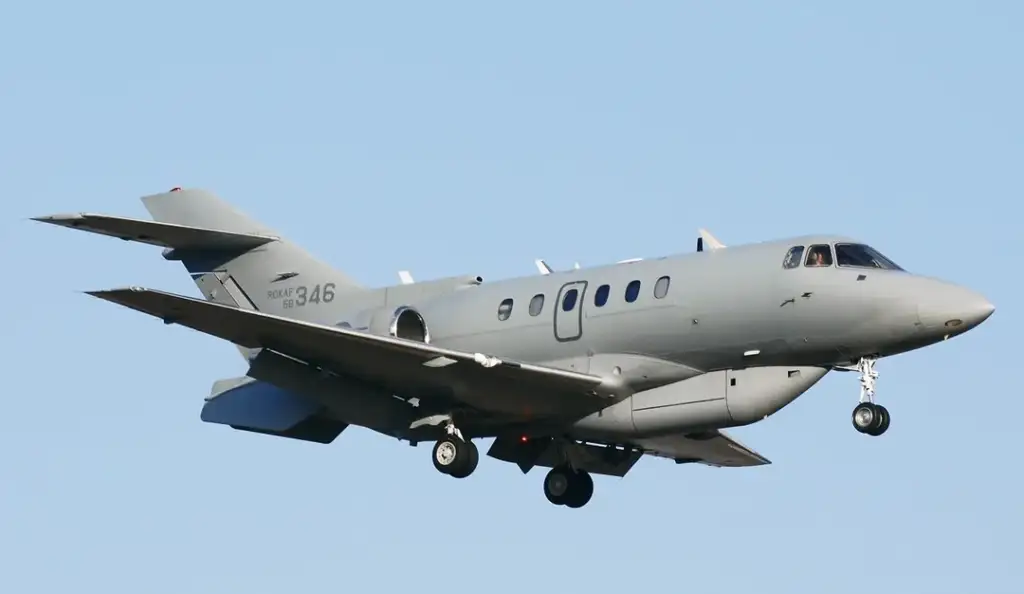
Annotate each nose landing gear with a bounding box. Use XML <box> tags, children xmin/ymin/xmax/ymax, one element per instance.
<box><xmin>850</xmin><ymin>356</ymin><xmax>890</xmax><ymax>436</ymax></box>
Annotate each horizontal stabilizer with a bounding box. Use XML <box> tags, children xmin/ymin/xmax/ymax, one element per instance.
<box><xmin>32</xmin><ymin>213</ymin><xmax>279</xmax><ymax>251</ymax></box>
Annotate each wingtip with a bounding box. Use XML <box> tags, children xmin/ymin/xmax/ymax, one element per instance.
<box><xmin>83</xmin><ymin>289</ymin><xmax>112</xmax><ymax>299</ymax></box>
<box><xmin>83</xmin><ymin>286</ymin><xmax>148</xmax><ymax>298</ymax></box>
<box><xmin>30</xmin><ymin>213</ymin><xmax>90</xmax><ymax>227</ymax></box>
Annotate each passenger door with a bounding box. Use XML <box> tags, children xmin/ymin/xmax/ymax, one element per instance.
<box><xmin>554</xmin><ymin>281</ymin><xmax>587</xmax><ymax>342</ymax></box>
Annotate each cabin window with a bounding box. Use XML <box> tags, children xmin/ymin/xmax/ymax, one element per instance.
<box><xmin>625</xmin><ymin>280</ymin><xmax>641</xmax><ymax>303</ymax></box>
<box><xmin>594</xmin><ymin>284</ymin><xmax>610</xmax><ymax>307</ymax></box>
<box><xmin>528</xmin><ymin>293</ymin><xmax>545</xmax><ymax>316</ymax></box>
<box><xmin>805</xmin><ymin>244</ymin><xmax>833</xmax><ymax>267</ymax></box>
<box><xmin>782</xmin><ymin>246</ymin><xmax>804</xmax><ymax>269</ymax></box>
<box><xmin>835</xmin><ymin>243</ymin><xmax>904</xmax><ymax>271</ymax></box>
<box><xmin>653</xmin><ymin>276</ymin><xmax>670</xmax><ymax>299</ymax></box>
<box><xmin>562</xmin><ymin>289</ymin><xmax>579</xmax><ymax>311</ymax></box>
<box><xmin>497</xmin><ymin>298</ymin><xmax>513</xmax><ymax>321</ymax></box>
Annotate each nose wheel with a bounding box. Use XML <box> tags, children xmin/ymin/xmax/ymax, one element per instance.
<box><xmin>543</xmin><ymin>465</ymin><xmax>594</xmax><ymax>508</ymax></box>
<box><xmin>852</xmin><ymin>402</ymin><xmax>890</xmax><ymax>436</ymax></box>
<box><xmin>850</xmin><ymin>356</ymin><xmax>890</xmax><ymax>436</ymax></box>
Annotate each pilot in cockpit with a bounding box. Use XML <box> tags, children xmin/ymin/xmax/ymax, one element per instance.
<box><xmin>806</xmin><ymin>245</ymin><xmax>832</xmax><ymax>267</ymax></box>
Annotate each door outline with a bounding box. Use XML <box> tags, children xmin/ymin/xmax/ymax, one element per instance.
<box><xmin>554</xmin><ymin>280</ymin><xmax>588</xmax><ymax>342</ymax></box>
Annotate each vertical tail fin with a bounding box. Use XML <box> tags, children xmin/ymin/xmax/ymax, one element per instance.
<box><xmin>142</xmin><ymin>188</ymin><xmax>364</xmax><ymax>329</ymax></box>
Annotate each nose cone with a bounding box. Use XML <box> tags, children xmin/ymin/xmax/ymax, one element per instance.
<box><xmin>917</xmin><ymin>285</ymin><xmax>995</xmax><ymax>333</ymax></box>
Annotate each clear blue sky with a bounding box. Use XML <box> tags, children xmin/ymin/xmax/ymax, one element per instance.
<box><xmin>2</xmin><ymin>2</ymin><xmax>1021</xmax><ymax>592</ymax></box>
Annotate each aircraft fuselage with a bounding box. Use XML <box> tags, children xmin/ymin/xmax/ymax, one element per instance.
<box><xmin>343</xmin><ymin>234</ymin><xmax>993</xmax><ymax>441</ymax></box>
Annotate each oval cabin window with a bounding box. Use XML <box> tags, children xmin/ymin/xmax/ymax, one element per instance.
<box><xmin>497</xmin><ymin>298</ymin><xmax>513</xmax><ymax>321</ymax></box>
<box><xmin>654</xmin><ymin>276</ymin><xmax>670</xmax><ymax>299</ymax></box>
<box><xmin>528</xmin><ymin>294</ymin><xmax>544</xmax><ymax>316</ymax></box>
<box><xmin>625</xmin><ymin>280</ymin><xmax>641</xmax><ymax>303</ymax></box>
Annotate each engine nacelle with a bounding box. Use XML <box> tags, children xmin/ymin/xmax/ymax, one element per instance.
<box><xmin>572</xmin><ymin>365</ymin><xmax>829</xmax><ymax>440</ymax></box>
<box><xmin>336</xmin><ymin>305</ymin><xmax>431</xmax><ymax>343</ymax></box>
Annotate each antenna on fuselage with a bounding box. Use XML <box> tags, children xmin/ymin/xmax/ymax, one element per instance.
<box><xmin>535</xmin><ymin>259</ymin><xmax>581</xmax><ymax>274</ymax></box>
<box><xmin>697</xmin><ymin>229</ymin><xmax>726</xmax><ymax>251</ymax></box>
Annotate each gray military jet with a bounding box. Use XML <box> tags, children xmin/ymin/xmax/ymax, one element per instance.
<box><xmin>34</xmin><ymin>188</ymin><xmax>995</xmax><ymax>508</ymax></box>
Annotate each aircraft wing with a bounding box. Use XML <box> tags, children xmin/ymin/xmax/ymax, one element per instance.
<box><xmin>86</xmin><ymin>287</ymin><xmax>612</xmax><ymax>419</ymax></box>
<box><xmin>487</xmin><ymin>429</ymin><xmax>768</xmax><ymax>477</ymax></box>
<box><xmin>635</xmin><ymin>430</ymin><xmax>770</xmax><ymax>467</ymax></box>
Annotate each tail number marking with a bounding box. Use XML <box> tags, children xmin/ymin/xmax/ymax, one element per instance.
<box><xmin>268</xmin><ymin>283</ymin><xmax>336</xmax><ymax>309</ymax></box>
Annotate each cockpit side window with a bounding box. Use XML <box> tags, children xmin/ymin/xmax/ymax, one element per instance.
<box><xmin>805</xmin><ymin>244</ymin><xmax>833</xmax><ymax>267</ymax></box>
<box><xmin>782</xmin><ymin>246</ymin><xmax>804</xmax><ymax>269</ymax></box>
<box><xmin>835</xmin><ymin>243</ymin><xmax>904</xmax><ymax>271</ymax></box>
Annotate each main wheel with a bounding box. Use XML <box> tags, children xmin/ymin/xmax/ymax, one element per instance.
<box><xmin>543</xmin><ymin>466</ymin><xmax>594</xmax><ymax>508</ymax></box>
<box><xmin>449</xmin><ymin>439</ymin><xmax>478</xmax><ymax>478</ymax></box>
<box><xmin>563</xmin><ymin>470</ymin><xmax>593</xmax><ymax>509</ymax></box>
<box><xmin>432</xmin><ymin>437</ymin><xmax>478</xmax><ymax>478</ymax></box>
<box><xmin>543</xmin><ymin>467</ymin><xmax>572</xmax><ymax>505</ymax></box>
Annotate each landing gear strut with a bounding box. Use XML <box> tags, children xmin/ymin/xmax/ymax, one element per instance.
<box><xmin>850</xmin><ymin>356</ymin><xmax>890</xmax><ymax>436</ymax></box>
<box><xmin>543</xmin><ymin>465</ymin><xmax>593</xmax><ymax>508</ymax></box>
<box><xmin>431</xmin><ymin>422</ymin><xmax>478</xmax><ymax>478</ymax></box>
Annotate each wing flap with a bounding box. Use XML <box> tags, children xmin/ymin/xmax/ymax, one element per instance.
<box><xmin>636</xmin><ymin>430</ymin><xmax>770</xmax><ymax>467</ymax></box>
<box><xmin>32</xmin><ymin>213</ymin><xmax>278</xmax><ymax>251</ymax></box>
<box><xmin>87</xmin><ymin>287</ymin><xmax>612</xmax><ymax>418</ymax></box>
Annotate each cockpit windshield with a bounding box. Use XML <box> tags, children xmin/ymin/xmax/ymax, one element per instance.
<box><xmin>834</xmin><ymin>243</ymin><xmax>904</xmax><ymax>271</ymax></box>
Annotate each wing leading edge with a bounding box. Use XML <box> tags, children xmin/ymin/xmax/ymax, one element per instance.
<box><xmin>86</xmin><ymin>287</ymin><xmax>616</xmax><ymax>419</ymax></box>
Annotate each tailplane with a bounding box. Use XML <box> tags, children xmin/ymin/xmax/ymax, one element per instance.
<box><xmin>34</xmin><ymin>187</ymin><xmax>367</xmax><ymax>332</ymax></box>
<box><xmin>139</xmin><ymin>188</ymin><xmax>362</xmax><ymax>317</ymax></box>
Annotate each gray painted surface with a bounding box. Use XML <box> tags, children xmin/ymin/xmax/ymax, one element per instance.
<box><xmin>33</xmin><ymin>187</ymin><xmax>996</xmax><ymax>490</ymax></box>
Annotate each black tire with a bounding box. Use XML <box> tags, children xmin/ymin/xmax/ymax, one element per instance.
<box><xmin>869</xmin><ymin>405</ymin><xmax>890</xmax><ymax>436</ymax></box>
<box><xmin>432</xmin><ymin>437</ymin><xmax>466</xmax><ymax>475</ymax></box>
<box><xmin>852</xmin><ymin>402</ymin><xmax>878</xmax><ymax>434</ymax></box>
<box><xmin>543</xmin><ymin>467</ymin><xmax>572</xmax><ymax>505</ymax></box>
<box><xmin>449</xmin><ymin>439</ymin><xmax>478</xmax><ymax>479</ymax></box>
<box><xmin>564</xmin><ymin>470</ymin><xmax>594</xmax><ymax>509</ymax></box>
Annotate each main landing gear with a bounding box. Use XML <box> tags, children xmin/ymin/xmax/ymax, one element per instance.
<box><xmin>431</xmin><ymin>424</ymin><xmax>479</xmax><ymax>479</ymax></box>
<box><xmin>425</xmin><ymin>419</ymin><xmax>594</xmax><ymax>508</ymax></box>
<box><xmin>543</xmin><ymin>465</ymin><xmax>594</xmax><ymax>509</ymax></box>
<box><xmin>850</xmin><ymin>356</ymin><xmax>890</xmax><ymax>436</ymax></box>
